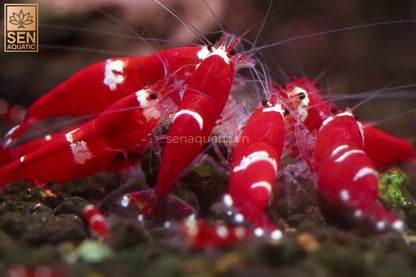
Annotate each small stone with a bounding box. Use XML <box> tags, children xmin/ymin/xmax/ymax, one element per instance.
<box><xmin>77</xmin><ymin>239</ymin><xmax>113</xmax><ymax>263</ymax></box>
<box><xmin>296</xmin><ymin>232</ymin><xmax>320</xmax><ymax>252</ymax></box>
<box><xmin>54</xmin><ymin>196</ymin><xmax>89</xmax><ymax>218</ymax></box>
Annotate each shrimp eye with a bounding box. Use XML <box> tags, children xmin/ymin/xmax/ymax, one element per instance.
<box><xmin>284</xmin><ymin>108</ymin><xmax>290</xmax><ymax>115</ymax></box>
<box><xmin>149</xmin><ymin>93</ymin><xmax>158</xmax><ymax>100</ymax></box>
<box><xmin>143</xmin><ymin>80</ymin><xmax>151</xmax><ymax>86</ymax></box>
<box><xmin>261</xmin><ymin>99</ymin><xmax>269</xmax><ymax>106</ymax></box>
<box><xmin>207</xmin><ymin>45</ymin><xmax>213</xmax><ymax>52</ymax></box>
<box><xmin>331</xmin><ymin>106</ymin><xmax>338</xmax><ymax>114</ymax></box>
<box><xmin>298</xmin><ymin>92</ymin><xmax>306</xmax><ymax>100</ymax></box>
<box><xmin>281</xmin><ymin>84</ymin><xmax>287</xmax><ymax>90</ymax></box>
<box><xmin>229</xmin><ymin>49</ymin><xmax>236</xmax><ymax>56</ymax></box>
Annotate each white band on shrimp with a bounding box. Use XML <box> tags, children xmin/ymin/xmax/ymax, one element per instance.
<box><xmin>135</xmin><ymin>88</ymin><xmax>151</xmax><ymax>108</ymax></box>
<box><xmin>250</xmin><ymin>181</ymin><xmax>272</xmax><ymax>195</ymax></box>
<box><xmin>65</xmin><ymin>128</ymin><xmax>93</xmax><ymax>165</ymax></box>
<box><xmin>209</xmin><ymin>46</ymin><xmax>230</xmax><ymax>64</ymax></box>
<box><xmin>173</xmin><ymin>109</ymin><xmax>204</xmax><ymax>130</ymax></box>
<box><xmin>353</xmin><ymin>167</ymin><xmax>378</xmax><ymax>182</ymax></box>
<box><xmin>103</xmin><ymin>59</ymin><xmax>125</xmax><ymax>91</ymax></box>
<box><xmin>197</xmin><ymin>46</ymin><xmax>210</xmax><ymax>60</ymax></box>
<box><xmin>334</xmin><ymin>149</ymin><xmax>365</xmax><ymax>163</ymax></box>
<box><xmin>330</xmin><ymin>144</ymin><xmax>349</xmax><ymax>158</ymax></box>
<box><xmin>233</xmin><ymin>151</ymin><xmax>277</xmax><ymax>173</ymax></box>
<box><xmin>216</xmin><ymin>226</ymin><xmax>229</xmax><ymax>239</ymax></box>
<box><xmin>262</xmin><ymin>104</ymin><xmax>284</xmax><ymax>115</ymax></box>
<box><xmin>320</xmin><ymin>111</ymin><xmax>355</xmax><ymax>130</ymax></box>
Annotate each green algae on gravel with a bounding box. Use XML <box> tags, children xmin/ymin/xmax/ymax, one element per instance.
<box><xmin>379</xmin><ymin>170</ymin><xmax>414</xmax><ymax>209</ymax></box>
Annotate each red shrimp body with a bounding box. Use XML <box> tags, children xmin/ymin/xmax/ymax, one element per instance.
<box><xmin>123</xmin><ymin>33</ymin><xmax>249</xmax><ymax>220</ymax></box>
<box><xmin>83</xmin><ymin>204</ymin><xmax>109</xmax><ymax>239</ymax></box>
<box><xmin>0</xmin><ymin>121</ymin><xmax>112</xmax><ymax>185</ymax></box>
<box><xmin>0</xmin><ymin>136</ymin><xmax>54</xmax><ymax>167</ymax></box>
<box><xmin>0</xmin><ymin>81</ymin><xmax>179</xmax><ymax>186</ymax></box>
<box><xmin>5</xmin><ymin>47</ymin><xmax>205</xmax><ymax>144</ymax></box>
<box><xmin>226</xmin><ymin>99</ymin><xmax>285</xmax><ymax>237</ymax></box>
<box><xmin>180</xmin><ymin>219</ymin><xmax>252</xmax><ymax>249</ymax></box>
<box><xmin>279</xmin><ymin>77</ymin><xmax>415</xmax><ymax>170</ymax></box>
<box><xmin>180</xmin><ymin>98</ymin><xmax>285</xmax><ymax>247</ymax></box>
<box><xmin>362</xmin><ymin>124</ymin><xmax>415</xmax><ymax>168</ymax></box>
<box><xmin>155</xmin><ymin>51</ymin><xmax>235</xmax><ymax>197</ymax></box>
<box><xmin>315</xmin><ymin>111</ymin><xmax>403</xmax><ymax>231</ymax></box>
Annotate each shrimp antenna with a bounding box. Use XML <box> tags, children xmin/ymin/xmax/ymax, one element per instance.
<box><xmin>367</xmin><ymin>108</ymin><xmax>416</xmax><ymax>128</ymax></box>
<box><xmin>323</xmin><ymin>84</ymin><xmax>416</xmax><ymax>103</ymax></box>
<box><xmin>91</xmin><ymin>5</ymin><xmax>159</xmax><ymax>51</ymax></box>
<box><xmin>240</xmin><ymin>0</ymin><xmax>290</xmax><ymax>41</ymax></box>
<box><xmin>235</xmin><ymin>36</ymin><xmax>273</xmax><ymax>100</ymax></box>
<box><xmin>40</xmin><ymin>23</ymin><xmax>200</xmax><ymax>48</ymax></box>
<box><xmin>153</xmin><ymin>0</ymin><xmax>210</xmax><ymax>45</ymax></box>
<box><xmin>312</xmin><ymin>56</ymin><xmax>341</xmax><ymax>84</ymax></box>
<box><xmin>39</xmin><ymin>44</ymin><xmax>128</xmax><ymax>56</ymax></box>
<box><xmin>89</xmin><ymin>5</ymin><xmax>170</xmax><ymax>76</ymax></box>
<box><xmin>245</xmin><ymin>19</ymin><xmax>416</xmax><ymax>54</ymax></box>
<box><xmin>350</xmin><ymin>82</ymin><xmax>395</xmax><ymax>113</ymax></box>
<box><xmin>225</xmin><ymin>0</ymin><xmax>238</xmax><ymax>36</ymax></box>
<box><xmin>251</xmin><ymin>0</ymin><xmax>274</xmax><ymax>48</ymax></box>
<box><xmin>202</xmin><ymin>0</ymin><xmax>225</xmax><ymax>33</ymax></box>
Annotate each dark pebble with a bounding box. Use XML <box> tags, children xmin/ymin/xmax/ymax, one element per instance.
<box><xmin>21</xmin><ymin>212</ymin><xmax>86</xmax><ymax>245</ymax></box>
<box><xmin>273</xmin><ymin>192</ymin><xmax>310</xmax><ymax>218</ymax></box>
<box><xmin>109</xmin><ymin>218</ymin><xmax>147</xmax><ymax>249</ymax></box>
<box><xmin>260</xmin><ymin>233</ymin><xmax>304</xmax><ymax>266</ymax></box>
<box><xmin>54</xmin><ymin>196</ymin><xmax>89</xmax><ymax>218</ymax></box>
<box><xmin>405</xmin><ymin>206</ymin><xmax>416</xmax><ymax>230</ymax></box>
<box><xmin>0</xmin><ymin>212</ymin><xmax>25</xmax><ymax>238</ymax></box>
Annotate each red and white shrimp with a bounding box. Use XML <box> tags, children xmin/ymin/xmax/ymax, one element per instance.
<box><xmin>281</xmin><ymin>79</ymin><xmax>414</xmax><ymax>231</ymax></box>
<box><xmin>83</xmin><ymin>204</ymin><xmax>109</xmax><ymax>239</ymax></box>
<box><xmin>275</xmin><ymin>77</ymin><xmax>333</xmax><ymax>171</ymax></box>
<box><xmin>361</xmin><ymin>124</ymin><xmax>416</xmax><ymax>169</ymax></box>
<box><xmin>278</xmin><ymin>77</ymin><xmax>415</xmax><ymax>171</ymax></box>
<box><xmin>6</xmin><ymin>264</ymin><xmax>64</xmax><ymax>277</ymax></box>
<box><xmin>0</xmin><ymin>76</ymin><xmax>183</xmax><ymax>186</ymax></box>
<box><xmin>1</xmin><ymin>0</ymin><xmax>415</xmax><ymax>249</ymax></box>
<box><xmin>225</xmin><ymin>95</ymin><xmax>285</xmax><ymax>238</ymax></box>
<box><xmin>180</xmin><ymin>219</ymin><xmax>252</xmax><ymax>248</ymax></box>
<box><xmin>180</xmin><ymin>94</ymin><xmax>286</xmax><ymax>247</ymax></box>
<box><xmin>4</xmin><ymin>46</ymin><xmax>207</xmax><ymax>146</ymax></box>
<box><xmin>313</xmin><ymin>110</ymin><xmax>405</xmax><ymax>231</ymax></box>
<box><xmin>121</xmin><ymin>33</ymin><xmax>254</xmax><ymax>220</ymax></box>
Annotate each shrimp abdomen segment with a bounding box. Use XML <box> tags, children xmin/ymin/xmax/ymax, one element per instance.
<box><xmin>229</xmin><ymin>143</ymin><xmax>279</xmax><ymax>213</ymax></box>
<box><xmin>363</xmin><ymin>124</ymin><xmax>415</xmax><ymax>168</ymax></box>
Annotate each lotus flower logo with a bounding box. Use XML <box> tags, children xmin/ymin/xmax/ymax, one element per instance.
<box><xmin>8</xmin><ymin>9</ymin><xmax>34</xmax><ymax>29</ymax></box>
